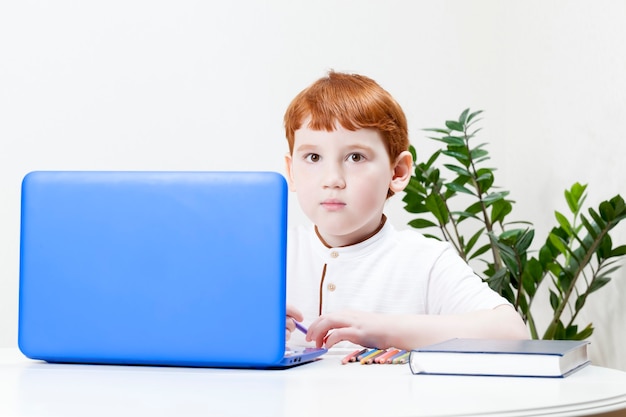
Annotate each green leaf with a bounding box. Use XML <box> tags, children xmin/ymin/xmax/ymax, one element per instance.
<box><xmin>547</xmin><ymin>262</ymin><xmax>564</xmax><ymax>279</ymax></box>
<box><xmin>475</xmin><ymin>172</ymin><xmax>493</xmax><ymax>183</ymax></box>
<box><xmin>459</xmin><ymin>108</ymin><xmax>470</xmax><ymax>125</ymax></box>
<box><xmin>486</xmin><ymin>267</ymin><xmax>509</xmax><ymax>294</ymax></box>
<box><xmin>580</xmin><ymin>214</ymin><xmax>599</xmax><ymax>239</ymax></box>
<box><xmin>522</xmin><ymin>258</ymin><xmax>543</xmax><ymax>296</ymax></box>
<box><xmin>445</xmin><ymin>182</ymin><xmax>475</xmax><ymax>196</ymax></box>
<box><xmin>599</xmin><ymin>200</ymin><xmax>616</xmax><ymax>222</ymax></box>
<box><xmin>553</xmin><ymin>321</ymin><xmax>566</xmax><ymax>339</ymax></box>
<box><xmin>473</xmin><ymin>156</ymin><xmax>491</xmax><ymax>165</ymax></box>
<box><xmin>499</xmin><ymin>229</ymin><xmax>523</xmax><ymax>242</ymax></box>
<box><xmin>408</xmin><ymin>218</ymin><xmax>438</xmax><ymax>229</ymax></box>
<box><xmin>598</xmin><ymin>234</ymin><xmax>614</xmax><ymax>258</ymax></box>
<box><xmin>610</xmin><ymin>245</ymin><xmax>626</xmax><ymax>257</ymax></box>
<box><xmin>423</xmin><ymin>128</ymin><xmax>450</xmax><ymax>135</ymax></box>
<box><xmin>424</xmin><ymin>149</ymin><xmax>442</xmax><ymax>168</ymax></box>
<box><xmin>439</xmin><ymin>136</ymin><xmax>465</xmax><ymax>146</ymax></box>
<box><xmin>573</xmin><ymin>323</ymin><xmax>594</xmax><ymax>340</ymax></box>
<box><xmin>402</xmin><ymin>189</ymin><xmax>427</xmax><ymax>214</ymax></box>
<box><xmin>496</xmin><ymin>243</ymin><xmax>520</xmax><ymax>276</ymax></box>
<box><xmin>610</xmin><ymin>195</ymin><xmax>626</xmax><ymax>218</ymax></box>
<box><xmin>588</xmin><ymin>207</ymin><xmax>607</xmax><ymax>229</ymax></box>
<box><xmin>424</xmin><ymin>193</ymin><xmax>449</xmax><ymax>225</ymax></box>
<box><xmin>470</xmin><ymin>148</ymin><xmax>488</xmax><ymax>160</ymax></box>
<box><xmin>491</xmin><ymin>199</ymin><xmax>512</xmax><ymax>224</ymax></box>
<box><xmin>466</xmin><ymin>110</ymin><xmax>484</xmax><ymax>124</ymax></box>
<box><xmin>464</xmin><ymin>227</ymin><xmax>485</xmax><ymax>254</ymax></box>
<box><xmin>442</xmin><ymin>150</ymin><xmax>470</xmax><ymax>164</ymax></box>
<box><xmin>515</xmin><ymin>229</ymin><xmax>535</xmax><ymax>253</ymax></box>
<box><xmin>549</xmin><ymin>290</ymin><xmax>560</xmax><ymax>310</ymax></box>
<box><xmin>421</xmin><ymin>170</ymin><xmax>438</xmax><ymax>186</ymax></box>
<box><xmin>475</xmin><ymin>168</ymin><xmax>494</xmax><ymax>189</ymax></box>
<box><xmin>554</xmin><ymin>211</ymin><xmax>573</xmax><ymax>236</ymax></box>
<box><xmin>596</xmin><ymin>264</ymin><xmax>621</xmax><ymax>280</ymax></box>
<box><xmin>557</xmin><ymin>267</ymin><xmax>576</xmax><ymax>294</ymax></box>
<box><xmin>408</xmin><ymin>144</ymin><xmax>417</xmax><ymax>162</ymax></box>
<box><xmin>548</xmin><ymin>233</ymin><xmax>569</xmax><ymax>256</ymax></box>
<box><xmin>539</xmin><ymin>244</ymin><xmax>556</xmax><ymax>265</ymax></box>
<box><xmin>482</xmin><ymin>191</ymin><xmax>510</xmax><ymax>204</ymax></box>
<box><xmin>423</xmin><ymin>233</ymin><xmax>442</xmax><ymax>241</ymax></box>
<box><xmin>469</xmin><ymin>242</ymin><xmax>491</xmax><ymax>260</ymax></box>
<box><xmin>467</xmin><ymin>127</ymin><xmax>484</xmax><ymax>139</ymax></box>
<box><xmin>588</xmin><ymin>276</ymin><xmax>611</xmax><ymax>293</ymax></box>
<box><xmin>564</xmin><ymin>324</ymin><xmax>579</xmax><ymax>339</ymax></box>
<box><xmin>463</xmin><ymin>201</ymin><xmax>483</xmax><ymax>215</ymax></box>
<box><xmin>564</xmin><ymin>183</ymin><xmax>587</xmax><ymax>213</ymax></box>
<box><xmin>445</xmin><ymin>120</ymin><xmax>464</xmax><ymax>132</ymax></box>
<box><xmin>443</xmin><ymin>164</ymin><xmax>471</xmax><ymax>177</ymax></box>
<box><xmin>453</xmin><ymin>210</ymin><xmax>480</xmax><ymax>222</ymax></box>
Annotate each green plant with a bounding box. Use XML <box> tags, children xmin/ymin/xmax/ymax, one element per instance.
<box><xmin>402</xmin><ymin>108</ymin><xmax>626</xmax><ymax>340</ymax></box>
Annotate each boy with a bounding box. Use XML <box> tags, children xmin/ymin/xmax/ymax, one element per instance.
<box><xmin>283</xmin><ymin>71</ymin><xmax>528</xmax><ymax>350</ymax></box>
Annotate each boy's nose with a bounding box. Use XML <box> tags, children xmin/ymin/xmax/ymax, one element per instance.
<box><xmin>322</xmin><ymin>164</ymin><xmax>346</xmax><ymax>189</ymax></box>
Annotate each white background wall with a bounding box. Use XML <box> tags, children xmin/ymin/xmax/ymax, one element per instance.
<box><xmin>1</xmin><ymin>0</ymin><xmax>625</xmax><ymax>370</ymax></box>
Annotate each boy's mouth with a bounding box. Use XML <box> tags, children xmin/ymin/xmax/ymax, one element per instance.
<box><xmin>320</xmin><ymin>199</ymin><xmax>346</xmax><ymax>211</ymax></box>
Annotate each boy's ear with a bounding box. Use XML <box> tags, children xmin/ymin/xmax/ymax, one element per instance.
<box><xmin>284</xmin><ymin>153</ymin><xmax>297</xmax><ymax>192</ymax></box>
<box><xmin>389</xmin><ymin>151</ymin><xmax>413</xmax><ymax>194</ymax></box>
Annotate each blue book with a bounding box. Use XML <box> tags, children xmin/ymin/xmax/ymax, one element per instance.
<box><xmin>409</xmin><ymin>338</ymin><xmax>590</xmax><ymax>378</ymax></box>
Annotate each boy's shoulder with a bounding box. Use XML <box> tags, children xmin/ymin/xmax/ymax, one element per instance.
<box><xmin>390</xmin><ymin>224</ymin><xmax>453</xmax><ymax>253</ymax></box>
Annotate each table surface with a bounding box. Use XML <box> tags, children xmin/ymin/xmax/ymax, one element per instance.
<box><xmin>2</xmin><ymin>347</ymin><xmax>626</xmax><ymax>417</ymax></box>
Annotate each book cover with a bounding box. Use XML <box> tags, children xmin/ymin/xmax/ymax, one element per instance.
<box><xmin>409</xmin><ymin>338</ymin><xmax>590</xmax><ymax>378</ymax></box>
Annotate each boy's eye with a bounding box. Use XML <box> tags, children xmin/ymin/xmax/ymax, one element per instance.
<box><xmin>348</xmin><ymin>153</ymin><xmax>364</xmax><ymax>162</ymax></box>
<box><xmin>305</xmin><ymin>153</ymin><xmax>320</xmax><ymax>163</ymax></box>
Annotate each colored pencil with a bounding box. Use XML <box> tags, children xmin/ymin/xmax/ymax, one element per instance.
<box><xmin>386</xmin><ymin>350</ymin><xmax>408</xmax><ymax>364</ymax></box>
<box><xmin>360</xmin><ymin>349</ymin><xmax>384</xmax><ymax>365</ymax></box>
<box><xmin>341</xmin><ymin>348</ymin><xmax>367</xmax><ymax>365</ymax></box>
<box><xmin>293</xmin><ymin>320</ymin><xmax>308</xmax><ymax>335</ymax></box>
<box><xmin>356</xmin><ymin>348</ymin><xmax>376</xmax><ymax>362</ymax></box>
<box><xmin>363</xmin><ymin>349</ymin><xmax>387</xmax><ymax>364</ymax></box>
<box><xmin>392</xmin><ymin>351</ymin><xmax>410</xmax><ymax>364</ymax></box>
<box><xmin>375</xmin><ymin>349</ymin><xmax>400</xmax><ymax>364</ymax></box>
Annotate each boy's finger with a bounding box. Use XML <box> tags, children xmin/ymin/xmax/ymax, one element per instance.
<box><xmin>286</xmin><ymin>304</ymin><xmax>304</xmax><ymax>322</ymax></box>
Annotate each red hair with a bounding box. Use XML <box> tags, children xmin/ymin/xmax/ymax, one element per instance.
<box><xmin>283</xmin><ymin>71</ymin><xmax>409</xmax><ymax>163</ymax></box>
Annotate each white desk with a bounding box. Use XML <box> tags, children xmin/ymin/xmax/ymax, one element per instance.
<box><xmin>1</xmin><ymin>348</ymin><xmax>626</xmax><ymax>417</ymax></box>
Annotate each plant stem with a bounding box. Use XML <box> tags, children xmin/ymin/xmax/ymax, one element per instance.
<box><xmin>543</xmin><ymin>226</ymin><xmax>610</xmax><ymax>339</ymax></box>
<box><xmin>463</xmin><ymin>126</ymin><xmax>503</xmax><ymax>272</ymax></box>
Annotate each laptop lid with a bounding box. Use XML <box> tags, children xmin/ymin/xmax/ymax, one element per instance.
<box><xmin>18</xmin><ymin>171</ymin><xmax>323</xmax><ymax>368</ymax></box>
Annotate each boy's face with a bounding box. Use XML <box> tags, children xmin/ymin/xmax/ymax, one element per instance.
<box><xmin>285</xmin><ymin>122</ymin><xmax>409</xmax><ymax>247</ymax></box>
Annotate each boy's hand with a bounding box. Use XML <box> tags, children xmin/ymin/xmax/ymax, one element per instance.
<box><xmin>285</xmin><ymin>304</ymin><xmax>304</xmax><ymax>341</ymax></box>
<box><xmin>305</xmin><ymin>310</ymin><xmax>390</xmax><ymax>349</ymax></box>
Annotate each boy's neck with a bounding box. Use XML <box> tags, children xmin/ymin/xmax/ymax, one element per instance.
<box><xmin>315</xmin><ymin>215</ymin><xmax>387</xmax><ymax>249</ymax></box>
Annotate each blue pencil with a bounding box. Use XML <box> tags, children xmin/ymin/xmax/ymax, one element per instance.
<box><xmin>356</xmin><ymin>348</ymin><xmax>376</xmax><ymax>362</ymax></box>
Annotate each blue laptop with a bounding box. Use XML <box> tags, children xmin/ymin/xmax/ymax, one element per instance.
<box><xmin>18</xmin><ymin>171</ymin><xmax>326</xmax><ymax>368</ymax></box>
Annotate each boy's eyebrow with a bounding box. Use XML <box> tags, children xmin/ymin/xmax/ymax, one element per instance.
<box><xmin>344</xmin><ymin>144</ymin><xmax>375</xmax><ymax>153</ymax></box>
<box><xmin>293</xmin><ymin>144</ymin><xmax>318</xmax><ymax>153</ymax></box>
<box><xmin>294</xmin><ymin>143</ymin><xmax>376</xmax><ymax>154</ymax></box>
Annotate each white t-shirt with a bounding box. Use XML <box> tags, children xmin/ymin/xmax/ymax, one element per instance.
<box><xmin>286</xmin><ymin>220</ymin><xmax>509</xmax><ymax>347</ymax></box>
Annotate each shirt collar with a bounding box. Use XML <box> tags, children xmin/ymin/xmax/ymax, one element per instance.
<box><xmin>314</xmin><ymin>214</ymin><xmax>388</xmax><ymax>248</ymax></box>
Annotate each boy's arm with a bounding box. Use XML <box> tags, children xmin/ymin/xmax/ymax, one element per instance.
<box><xmin>306</xmin><ymin>304</ymin><xmax>528</xmax><ymax>350</ymax></box>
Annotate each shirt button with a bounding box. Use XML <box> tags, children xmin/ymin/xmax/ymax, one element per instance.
<box><xmin>330</xmin><ymin>251</ymin><xmax>339</xmax><ymax>258</ymax></box>
<box><xmin>327</xmin><ymin>283</ymin><xmax>336</xmax><ymax>292</ymax></box>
